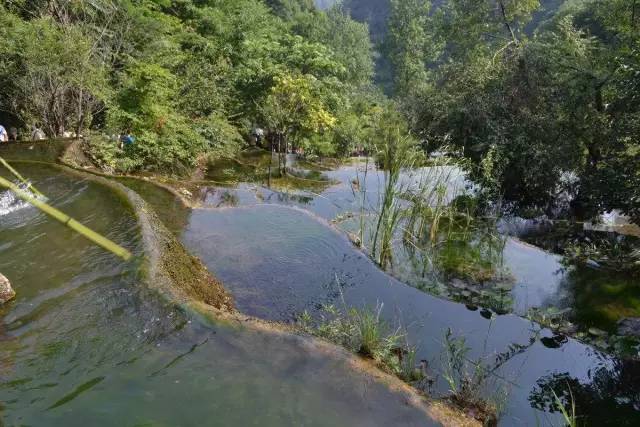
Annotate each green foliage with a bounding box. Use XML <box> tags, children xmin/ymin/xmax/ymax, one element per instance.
<box><xmin>442</xmin><ymin>328</ymin><xmax>506</xmax><ymax>425</ymax></box>
<box><xmin>298</xmin><ymin>303</ymin><xmax>424</xmax><ymax>382</ymax></box>
<box><xmin>0</xmin><ymin>0</ymin><xmax>377</xmax><ymax>175</ymax></box>
<box><xmin>385</xmin><ymin>0</ymin><xmax>640</xmax><ymax>224</ymax></box>
<box><xmin>266</xmin><ymin>0</ymin><xmax>315</xmax><ymax>20</ymax></box>
<box><xmin>0</xmin><ymin>12</ymin><xmax>109</xmax><ymax>137</ymax></box>
<box><xmin>294</xmin><ymin>5</ymin><xmax>374</xmax><ymax>86</ymax></box>
<box><xmin>386</xmin><ymin>0</ymin><xmax>435</xmax><ymax>97</ymax></box>
<box><xmin>552</xmin><ymin>387</ymin><xmax>578</xmax><ymax>427</ymax></box>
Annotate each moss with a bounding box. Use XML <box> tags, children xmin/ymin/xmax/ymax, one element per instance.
<box><xmin>119</xmin><ymin>183</ymin><xmax>234</xmax><ymax>312</ymax></box>
<box><xmin>437</xmin><ymin>240</ymin><xmax>497</xmax><ymax>283</ymax></box>
<box><xmin>7</xmin><ymin>159</ymin><xmax>234</xmax><ymax>312</ymax></box>
<box><xmin>566</xmin><ymin>269</ymin><xmax>640</xmax><ymax>332</ymax></box>
<box><xmin>159</xmin><ymin>235</ymin><xmax>233</xmax><ymax>311</ymax></box>
<box><xmin>116</xmin><ymin>177</ymin><xmax>189</xmax><ymax>235</ymax></box>
<box><xmin>269</xmin><ymin>175</ymin><xmax>335</xmax><ymax>193</ymax></box>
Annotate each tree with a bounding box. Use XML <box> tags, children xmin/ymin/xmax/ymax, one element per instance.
<box><xmin>0</xmin><ymin>0</ymin><xmax>377</xmax><ymax>175</ymax></box>
<box><xmin>262</xmin><ymin>73</ymin><xmax>336</xmax><ymax>174</ymax></box>
<box><xmin>0</xmin><ymin>14</ymin><xmax>109</xmax><ymax>137</ymax></box>
<box><xmin>293</xmin><ymin>5</ymin><xmax>374</xmax><ymax>86</ymax></box>
<box><xmin>384</xmin><ymin>0</ymin><xmax>640</xmax><ymax>224</ymax></box>
<box><xmin>107</xmin><ymin>61</ymin><xmax>205</xmax><ymax>173</ymax></box>
<box><xmin>386</xmin><ymin>0</ymin><xmax>434</xmax><ymax>96</ymax></box>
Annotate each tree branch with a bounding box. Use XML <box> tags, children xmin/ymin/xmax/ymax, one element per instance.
<box><xmin>498</xmin><ymin>1</ymin><xmax>518</xmax><ymax>45</ymax></box>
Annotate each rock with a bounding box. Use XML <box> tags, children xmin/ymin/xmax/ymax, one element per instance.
<box><xmin>450</xmin><ymin>279</ymin><xmax>467</xmax><ymax>289</ymax></box>
<box><xmin>585</xmin><ymin>259</ymin><xmax>601</xmax><ymax>269</ymax></box>
<box><xmin>559</xmin><ymin>322</ymin><xmax>578</xmax><ymax>335</ymax></box>
<box><xmin>541</xmin><ymin>334</ymin><xmax>568</xmax><ymax>349</ymax></box>
<box><xmin>588</xmin><ymin>327</ymin><xmax>607</xmax><ymax>337</ymax></box>
<box><xmin>0</xmin><ymin>273</ymin><xmax>15</xmax><ymax>304</ymax></box>
<box><xmin>617</xmin><ymin>317</ymin><xmax>640</xmax><ymax>339</ymax></box>
<box><xmin>480</xmin><ymin>308</ymin><xmax>493</xmax><ymax>320</ymax></box>
<box><xmin>347</xmin><ymin>232</ymin><xmax>362</xmax><ymax>247</ymax></box>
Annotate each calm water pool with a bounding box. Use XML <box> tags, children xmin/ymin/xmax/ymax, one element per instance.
<box><xmin>183</xmin><ymin>204</ymin><xmax>640</xmax><ymax>425</ymax></box>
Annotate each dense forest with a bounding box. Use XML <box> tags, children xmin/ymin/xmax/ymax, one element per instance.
<box><xmin>333</xmin><ymin>0</ymin><xmax>639</xmax><ymax>225</ymax></box>
<box><xmin>0</xmin><ymin>0</ymin><xmax>379</xmax><ymax>173</ymax></box>
<box><xmin>382</xmin><ymin>0</ymin><xmax>639</xmax><ymax>224</ymax></box>
<box><xmin>0</xmin><ymin>0</ymin><xmax>638</xmax><ymax>224</ymax></box>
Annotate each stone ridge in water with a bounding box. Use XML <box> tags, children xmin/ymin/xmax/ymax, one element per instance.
<box><xmin>106</xmin><ymin>168</ymin><xmax>479</xmax><ymax>426</ymax></box>
<box><xmin>85</xmin><ymin>171</ymin><xmax>235</xmax><ymax>312</ymax></box>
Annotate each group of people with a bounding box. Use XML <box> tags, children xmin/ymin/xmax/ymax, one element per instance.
<box><xmin>0</xmin><ymin>125</ymin><xmax>46</xmax><ymax>143</ymax></box>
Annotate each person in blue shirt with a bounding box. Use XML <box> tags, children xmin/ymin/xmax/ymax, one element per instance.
<box><xmin>119</xmin><ymin>133</ymin><xmax>135</xmax><ymax>149</ymax></box>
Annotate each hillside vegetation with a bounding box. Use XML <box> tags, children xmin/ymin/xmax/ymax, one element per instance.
<box><xmin>0</xmin><ymin>0</ymin><xmax>378</xmax><ymax>173</ymax></box>
<box><xmin>0</xmin><ymin>0</ymin><xmax>637</xmax><ymax>224</ymax></box>
<box><xmin>382</xmin><ymin>0</ymin><xmax>639</xmax><ymax>224</ymax></box>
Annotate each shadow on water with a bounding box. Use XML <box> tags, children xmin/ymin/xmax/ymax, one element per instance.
<box><xmin>115</xmin><ymin>177</ymin><xmax>191</xmax><ymax>235</ymax></box>
<box><xmin>0</xmin><ymin>164</ymin><xmax>437</xmax><ymax>426</ymax></box>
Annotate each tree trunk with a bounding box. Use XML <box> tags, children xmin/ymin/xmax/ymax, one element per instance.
<box><xmin>277</xmin><ymin>133</ymin><xmax>282</xmax><ymax>175</ymax></box>
<box><xmin>498</xmin><ymin>1</ymin><xmax>518</xmax><ymax>44</ymax></box>
<box><xmin>268</xmin><ymin>137</ymin><xmax>273</xmax><ymax>187</ymax></box>
<box><xmin>76</xmin><ymin>88</ymin><xmax>84</xmax><ymax>139</ymax></box>
<box><xmin>281</xmin><ymin>134</ymin><xmax>287</xmax><ymax>176</ymax></box>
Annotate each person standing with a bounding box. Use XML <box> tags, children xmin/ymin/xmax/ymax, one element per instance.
<box><xmin>8</xmin><ymin>127</ymin><xmax>18</xmax><ymax>141</ymax></box>
<box><xmin>30</xmin><ymin>126</ymin><xmax>45</xmax><ymax>141</ymax></box>
<box><xmin>0</xmin><ymin>125</ymin><xmax>8</xmax><ymax>143</ymax></box>
<box><xmin>252</xmin><ymin>126</ymin><xmax>264</xmax><ymax>146</ymax></box>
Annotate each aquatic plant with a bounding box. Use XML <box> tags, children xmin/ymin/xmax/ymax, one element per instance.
<box><xmin>370</xmin><ymin>129</ymin><xmax>417</xmax><ymax>268</ymax></box>
<box><xmin>442</xmin><ymin>328</ymin><xmax>509</xmax><ymax>425</ymax></box>
<box><xmin>552</xmin><ymin>387</ymin><xmax>578</xmax><ymax>427</ymax></box>
<box><xmin>346</xmin><ymin>137</ymin><xmax>512</xmax><ymax>313</ymax></box>
<box><xmin>298</xmin><ymin>302</ymin><xmax>426</xmax><ymax>385</ymax></box>
<box><xmin>356</xmin><ymin>156</ymin><xmax>370</xmax><ymax>249</ymax></box>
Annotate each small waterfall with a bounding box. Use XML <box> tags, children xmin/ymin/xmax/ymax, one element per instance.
<box><xmin>0</xmin><ymin>183</ymin><xmax>36</xmax><ymax>216</ymax></box>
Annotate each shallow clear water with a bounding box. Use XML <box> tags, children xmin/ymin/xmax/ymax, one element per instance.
<box><xmin>196</xmin><ymin>157</ymin><xmax>640</xmax><ymax>332</ymax></box>
<box><xmin>3</xmin><ymin>155</ymin><xmax>638</xmax><ymax>425</ymax></box>
<box><xmin>183</xmin><ymin>204</ymin><xmax>640</xmax><ymax>426</ymax></box>
<box><xmin>0</xmin><ymin>164</ymin><xmax>435</xmax><ymax>426</ymax></box>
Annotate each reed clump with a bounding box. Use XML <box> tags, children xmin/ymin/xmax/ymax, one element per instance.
<box><xmin>298</xmin><ymin>303</ymin><xmax>425</xmax><ymax>384</ymax></box>
<box><xmin>442</xmin><ymin>329</ymin><xmax>508</xmax><ymax>426</ymax></box>
<box><xmin>352</xmin><ymin>131</ymin><xmax>509</xmax><ymax>303</ymax></box>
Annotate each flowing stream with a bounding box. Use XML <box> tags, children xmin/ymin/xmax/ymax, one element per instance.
<box><xmin>0</xmin><ymin>164</ymin><xmax>435</xmax><ymax>426</ymax></box>
<box><xmin>1</xmin><ymin>155</ymin><xmax>638</xmax><ymax>426</ymax></box>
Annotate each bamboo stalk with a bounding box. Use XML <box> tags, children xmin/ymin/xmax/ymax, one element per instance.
<box><xmin>0</xmin><ymin>176</ymin><xmax>132</xmax><ymax>261</ymax></box>
<box><xmin>0</xmin><ymin>157</ymin><xmax>44</xmax><ymax>198</ymax></box>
